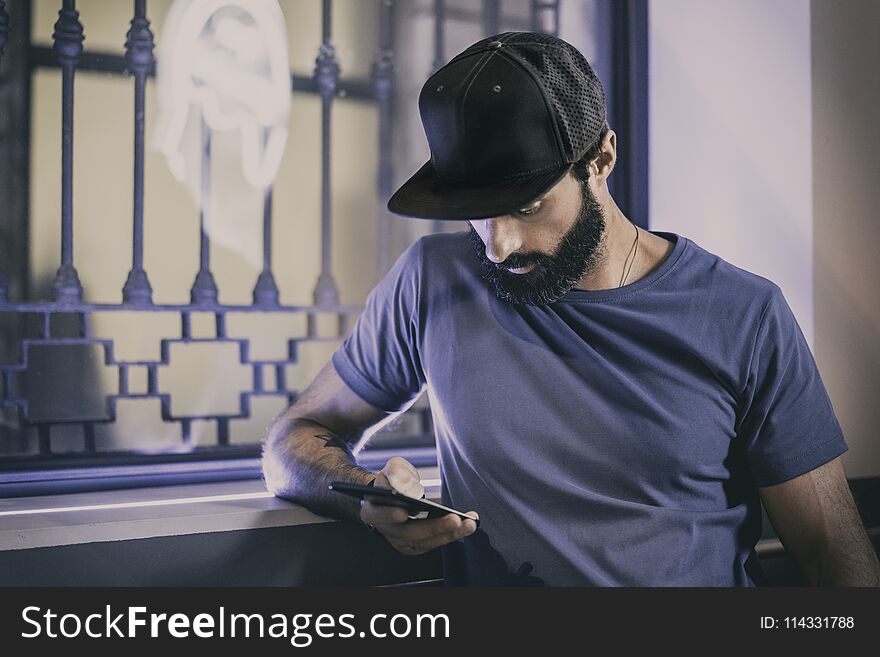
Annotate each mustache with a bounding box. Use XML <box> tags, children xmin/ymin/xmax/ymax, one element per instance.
<box><xmin>466</xmin><ymin>179</ymin><xmax>606</xmax><ymax>305</ymax></box>
<box><xmin>497</xmin><ymin>254</ymin><xmax>544</xmax><ymax>270</ymax></box>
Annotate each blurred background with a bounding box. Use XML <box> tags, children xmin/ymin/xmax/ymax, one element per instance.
<box><xmin>0</xmin><ymin>0</ymin><xmax>877</xmax><ymax>503</ymax></box>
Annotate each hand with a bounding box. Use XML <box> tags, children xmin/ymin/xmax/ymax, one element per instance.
<box><xmin>359</xmin><ymin>456</ymin><xmax>479</xmax><ymax>556</ymax></box>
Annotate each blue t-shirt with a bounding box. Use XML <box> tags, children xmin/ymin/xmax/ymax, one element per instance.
<box><xmin>331</xmin><ymin>229</ymin><xmax>849</xmax><ymax>586</ymax></box>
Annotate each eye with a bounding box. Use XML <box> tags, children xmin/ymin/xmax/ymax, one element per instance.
<box><xmin>517</xmin><ymin>204</ymin><xmax>541</xmax><ymax>217</ymax></box>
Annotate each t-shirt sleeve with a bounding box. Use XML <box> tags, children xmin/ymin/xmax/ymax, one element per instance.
<box><xmin>330</xmin><ymin>238</ymin><xmax>426</xmax><ymax>413</ymax></box>
<box><xmin>738</xmin><ymin>287</ymin><xmax>849</xmax><ymax>487</ymax></box>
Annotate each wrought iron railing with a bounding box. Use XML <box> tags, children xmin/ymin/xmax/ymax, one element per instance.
<box><xmin>0</xmin><ymin>0</ymin><xmax>561</xmax><ymax>495</ymax></box>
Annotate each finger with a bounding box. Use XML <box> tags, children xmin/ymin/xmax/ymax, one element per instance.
<box><xmin>395</xmin><ymin>518</ymin><xmax>476</xmax><ymax>555</ymax></box>
<box><xmin>384</xmin><ymin>465</ymin><xmax>424</xmax><ymax>500</ymax></box>
<box><xmin>418</xmin><ymin>514</ymin><xmax>478</xmax><ymax>551</ymax></box>
<box><xmin>382</xmin><ymin>512</ymin><xmax>476</xmax><ymax>549</ymax></box>
<box><xmin>393</xmin><ymin>456</ymin><xmax>422</xmax><ymax>482</ymax></box>
<box><xmin>360</xmin><ymin>500</ymin><xmax>410</xmax><ymax>525</ymax></box>
<box><xmin>384</xmin><ymin>456</ymin><xmax>419</xmax><ymax>484</ymax></box>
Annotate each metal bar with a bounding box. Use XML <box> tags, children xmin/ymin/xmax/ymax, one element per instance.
<box><xmin>252</xmin><ymin>365</ymin><xmax>263</xmax><ymax>393</ymax></box>
<box><xmin>190</xmin><ymin>117</ymin><xmax>218</xmax><ymax>304</ymax></box>
<box><xmin>336</xmin><ymin>311</ymin><xmax>349</xmax><ymax>337</ymax></box>
<box><xmin>252</xmin><ymin>130</ymin><xmax>279</xmax><ymax>306</ymax></box>
<box><xmin>146</xmin><ymin>364</ymin><xmax>157</xmax><ymax>394</ymax></box>
<box><xmin>122</xmin><ymin>0</ymin><xmax>153</xmax><ymax>305</ymax></box>
<box><xmin>0</xmin><ymin>301</ymin><xmax>363</xmax><ymax>314</ymax></box>
<box><xmin>373</xmin><ymin>0</ymin><xmax>394</xmax><ymax>276</ymax></box>
<box><xmin>214</xmin><ymin>311</ymin><xmax>226</xmax><ymax>338</ymax></box>
<box><xmin>29</xmin><ymin>46</ymin><xmax>377</xmax><ymax>102</ymax></box>
<box><xmin>311</xmin><ymin>0</ymin><xmax>339</xmax><ymax>307</ymax></box>
<box><xmin>432</xmin><ymin>0</ymin><xmax>445</xmax><ymax>73</ymax></box>
<box><xmin>216</xmin><ymin>417</ymin><xmax>229</xmax><ymax>447</ymax></box>
<box><xmin>78</xmin><ymin>310</ymin><xmax>90</xmax><ymax>337</ymax></box>
<box><xmin>482</xmin><ymin>0</ymin><xmax>500</xmax><ymax>36</ymax></box>
<box><xmin>180</xmin><ymin>311</ymin><xmax>191</xmax><ymax>338</ymax></box>
<box><xmin>118</xmin><ymin>363</ymin><xmax>129</xmax><ymax>395</ymax></box>
<box><xmin>52</xmin><ymin>0</ymin><xmax>83</xmax><ymax>303</ymax></box>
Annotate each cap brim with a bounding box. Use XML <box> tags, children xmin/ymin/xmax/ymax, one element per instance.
<box><xmin>387</xmin><ymin>159</ymin><xmax>572</xmax><ymax>220</ymax></box>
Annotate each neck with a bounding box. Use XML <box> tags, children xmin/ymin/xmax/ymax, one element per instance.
<box><xmin>574</xmin><ymin>189</ymin><xmax>675</xmax><ymax>292</ymax></box>
<box><xmin>574</xmin><ymin>194</ymin><xmax>641</xmax><ymax>291</ymax></box>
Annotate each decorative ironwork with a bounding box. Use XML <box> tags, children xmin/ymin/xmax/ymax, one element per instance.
<box><xmin>0</xmin><ymin>0</ymin><xmax>435</xmax><ymax>481</ymax></box>
<box><xmin>190</xmin><ymin>117</ymin><xmax>219</xmax><ymax>306</ymax></box>
<box><xmin>373</xmin><ymin>0</ymin><xmax>395</xmax><ymax>275</ymax></box>
<box><xmin>253</xmin><ymin>128</ymin><xmax>281</xmax><ymax>307</ymax></box>
<box><xmin>312</xmin><ymin>0</ymin><xmax>341</xmax><ymax>308</ymax></box>
<box><xmin>51</xmin><ymin>0</ymin><xmax>84</xmax><ymax>304</ymax></box>
<box><xmin>0</xmin><ymin>0</ymin><xmax>566</xmax><ymax>488</ymax></box>
<box><xmin>0</xmin><ymin>302</ymin><xmax>360</xmax><ymax>458</ymax></box>
<box><xmin>122</xmin><ymin>0</ymin><xmax>154</xmax><ymax>305</ymax></box>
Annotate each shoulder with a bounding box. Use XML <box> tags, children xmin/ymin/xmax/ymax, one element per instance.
<box><xmin>418</xmin><ymin>230</ymin><xmax>472</xmax><ymax>258</ymax></box>
<box><xmin>393</xmin><ymin>231</ymin><xmax>470</xmax><ymax>270</ymax></box>
<box><xmin>414</xmin><ymin>230</ymin><xmax>478</xmax><ymax>279</ymax></box>
<box><xmin>376</xmin><ymin>231</ymin><xmax>475</xmax><ymax>307</ymax></box>
<box><xmin>676</xmin><ymin>233</ymin><xmax>781</xmax><ymax>315</ymax></box>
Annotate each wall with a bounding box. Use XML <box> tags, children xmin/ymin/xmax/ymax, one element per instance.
<box><xmin>648</xmin><ymin>0</ymin><xmax>878</xmax><ymax>478</ymax></box>
<box><xmin>811</xmin><ymin>0</ymin><xmax>880</xmax><ymax>479</ymax></box>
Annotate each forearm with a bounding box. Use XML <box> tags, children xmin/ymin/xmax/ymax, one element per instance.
<box><xmin>803</xmin><ymin>531</ymin><xmax>880</xmax><ymax>586</ymax></box>
<box><xmin>261</xmin><ymin>414</ymin><xmax>376</xmax><ymax>524</ymax></box>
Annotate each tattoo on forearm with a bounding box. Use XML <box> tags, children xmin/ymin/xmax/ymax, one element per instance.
<box><xmin>315</xmin><ymin>432</ymin><xmax>354</xmax><ymax>456</ymax></box>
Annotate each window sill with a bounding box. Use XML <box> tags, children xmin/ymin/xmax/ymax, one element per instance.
<box><xmin>0</xmin><ymin>467</ymin><xmax>442</xmax><ymax>552</ymax></box>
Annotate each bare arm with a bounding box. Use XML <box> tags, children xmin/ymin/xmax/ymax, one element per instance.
<box><xmin>759</xmin><ymin>456</ymin><xmax>880</xmax><ymax>586</ymax></box>
<box><xmin>261</xmin><ymin>359</ymin><xmax>394</xmax><ymax>524</ymax></box>
<box><xmin>262</xmin><ymin>359</ymin><xmax>478</xmax><ymax>554</ymax></box>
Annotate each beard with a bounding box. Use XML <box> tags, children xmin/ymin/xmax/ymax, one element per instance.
<box><xmin>467</xmin><ymin>177</ymin><xmax>607</xmax><ymax>305</ymax></box>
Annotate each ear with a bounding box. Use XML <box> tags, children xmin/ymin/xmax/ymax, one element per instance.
<box><xmin>590</xmin><ymin>129</ymin><xmax>617</xmax><ymax>184</ymax></box>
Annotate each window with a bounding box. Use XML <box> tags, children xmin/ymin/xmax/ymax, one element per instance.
<box><xmin>0</xmin><ymin>0</ymin><xmax>644</xmax><ymax>496</ymax></box>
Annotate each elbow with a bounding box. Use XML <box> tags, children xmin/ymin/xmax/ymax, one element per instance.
<box><xmin>260</xmin><ymin>446</ymin><xmax>286</xmax><ymax>497</ymax></box>
<box><xmin>261</xmin><ymin>434</ymin><xmax>300</xmax><ymax>499</ymax></box>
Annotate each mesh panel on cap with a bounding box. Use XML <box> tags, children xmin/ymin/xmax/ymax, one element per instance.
<box><xmin>498</xmin><ymin>32</ymin><xmax>606</xmax><ymax>162</ymax></box>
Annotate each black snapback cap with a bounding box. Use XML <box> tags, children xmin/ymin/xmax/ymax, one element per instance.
<box><xmin>388</xmin><ymin>31</ymin><xmax>607</xmax><ymax>221</ymax></box>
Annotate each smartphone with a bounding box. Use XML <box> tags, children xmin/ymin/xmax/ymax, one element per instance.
<box><xmin>328</xmin><ymin>481</ymin><xmax>479</xmax><ymax>527</ymax></box>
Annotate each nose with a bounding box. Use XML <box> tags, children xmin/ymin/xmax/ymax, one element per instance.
<box><xmin>480</xmin><ymin>215</ymin><xmax>522</xmax><ymax>264</ymax></box>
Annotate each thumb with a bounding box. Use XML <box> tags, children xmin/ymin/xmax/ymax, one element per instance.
<box><xmin>382</xmin><ymin>457</ymin><xmax>424</xmax><ymax>499</ymax></box>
